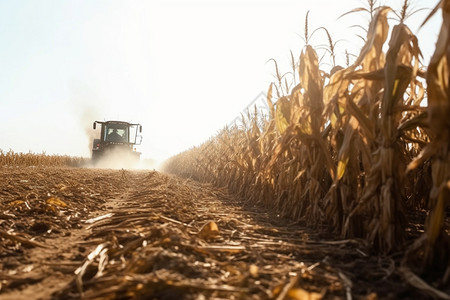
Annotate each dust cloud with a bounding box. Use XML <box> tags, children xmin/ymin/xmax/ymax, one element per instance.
<box><xmin>88</xmin><ymin>148</ymin><xmax>160</xmax><ymax>170</ymax></box>
<box><xmin>90</xmin><ymin>147</ymin><xmax>140</xmax><ymax>169</ymax></box>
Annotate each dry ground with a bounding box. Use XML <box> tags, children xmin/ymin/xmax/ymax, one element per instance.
<box><xmin>0</xmin><ymin>167</ymin><xmax>433</xmax><ymax>299</ymax></box>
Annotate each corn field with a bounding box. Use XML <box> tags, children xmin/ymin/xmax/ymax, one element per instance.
<box><xmin>163</xmin><ymin>1</ymin><xmax>450</xmax><ymax>290</ymax></box>
<box><xmin>0</xmin><ymin>149</ymin><xmax>88</xmax><ymax>167</ymax></box>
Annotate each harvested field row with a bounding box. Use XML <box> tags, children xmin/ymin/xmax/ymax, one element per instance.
<box><xmin>0</xmin><ymin>167</ymin><xmax>436</xmax><ymax>299</ymax></box>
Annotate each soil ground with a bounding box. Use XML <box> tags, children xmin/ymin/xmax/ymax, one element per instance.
<box><xmin>0</xmin><ymin>167</ymin><xmax>439</xmax><ymax>299</ymax></box>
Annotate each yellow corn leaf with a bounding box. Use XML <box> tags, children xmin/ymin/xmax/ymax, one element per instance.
<box><xmin>8</xmin><ymin>200</ymin><xmax>25</xmax><ymax>207</ymax></box>
<box><xmin>198</xmin><ymin>221</ymin><xmax>220</xmax><ymax>239</ymax></box>
<box><xmin>337</xmin><ymin>157</ymin><xmax>349</xmax><ymax>181</ymax></box>
<box><xmin>330</xmin><ymin>112</ymin><xmax>337</xmax><ymax>128</ymax></box>
<box><xmin>275</xmin><ymin>96</ymin><xmax>290</xmax><ymax>134</ymax></box>
<box><xmin>46</xmin><ymin>197</ymin><xmax>67</xmax><ymax>208</ymax></box>
<box><xmin>301</xmin><ymin>124</ymin><xmax>313</xmax><ymax>135</ymax></box>
<box><xmin>288</xmin><ymin>288</ymin><xmax>323</xmax><ymax>300</ymax></box>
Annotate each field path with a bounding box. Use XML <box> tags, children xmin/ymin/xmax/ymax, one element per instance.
<box><xmin>0</xmin><ymin>168</ymin><xmax>414</xmax><ymax>299</ymax></box>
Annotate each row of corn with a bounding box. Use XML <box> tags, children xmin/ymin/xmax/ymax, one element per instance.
<box><xmin>163</xmin><ymin>2</ymin><xmax>449</xmax><ymax>285</ymax></box>
<box><xmin>0</xmin><ymin>149</ymin><xmax>88</xmax><ymax>167</ymax></box>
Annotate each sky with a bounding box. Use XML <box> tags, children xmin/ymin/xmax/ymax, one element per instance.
<box><xmin>0</xmin><ymin>0</ymin><xmax>442</xmax><ymax>163</ymax></box>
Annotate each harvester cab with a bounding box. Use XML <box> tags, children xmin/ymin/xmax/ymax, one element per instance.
<box><xmin>91</xmin><ymin>120</ymin><xmax>142</xmax><ymax>165</ymax></box>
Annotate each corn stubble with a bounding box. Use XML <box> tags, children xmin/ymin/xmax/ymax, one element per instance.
<box><xmin>164</xmin><ymin>1</ymin><xmax>449</xmax><ymax>289</ymax></box>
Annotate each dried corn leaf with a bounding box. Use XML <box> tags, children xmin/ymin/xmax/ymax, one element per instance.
<box><xmin>336</xmin><ymin>157</ymin><xmax>349</xmax><ymax>181</ymax></box>
<box><xmin>8</xmin><ymin>200</ymin><xmax>26</xmax><ymax>207</ymax></box>
<box><xmin>198</xmin><ymin>221</ymin><xmax>220</xmax><ymax>239</ymax></box>
<box><xmin>46</xmin><ymin>197</ymin><xmax>67</xmax><ymax>208</ymax></box>
<box><xmin>288</xmin><ymin>288</ymin><xmax>324</xmax><ymax>300</ymax></box>
<box><xmin>275</xmin><ymin>96</ymin><xmax>291</xmax><ymax>134</ymax></box>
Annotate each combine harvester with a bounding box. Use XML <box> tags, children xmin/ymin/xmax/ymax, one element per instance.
<box><xmin>91</xmin><ymin>120</ymin><xmax>143</xmax><ymax>168</ymax></box>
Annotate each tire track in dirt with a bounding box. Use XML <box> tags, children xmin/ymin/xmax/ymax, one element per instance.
<box><xmin>49</xmin><ymin>171</ymin><xmax>395</xmax><ymax>299</ymax></box>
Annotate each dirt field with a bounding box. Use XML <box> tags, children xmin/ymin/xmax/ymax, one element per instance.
<box><xmin>0</xmin><ymin>167</ymin><xmax>433</xmax><ymax>299</ymax></box>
